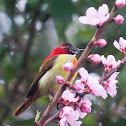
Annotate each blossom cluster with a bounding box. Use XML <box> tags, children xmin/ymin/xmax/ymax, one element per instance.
<box><xmin>79</xmin><ymin>1</ymin><xmax>125</xmax><ymax>26</ymax></box>
<box><xmin>57</xmin><ymin>61</ymin><xmax>120</xmax><ymax>126</ymax></box>
<box><xmin>55</xmin><ymin>1</ymin><xmax>126</xmax><ymax>126</ymax></box>
<box><xmin>59</xmin><ymin>90</ymin><xmax>92</xmax><ymax>126</ymax></box>
<box><xmin>56</xmin><ymin>28</ymin><xmax>126</xmax><ymax>126</ymax></box>
<box><xmin>79</xmin><ymin>4</ymin><xmax>110</xmax><ymax>26</ymax></box>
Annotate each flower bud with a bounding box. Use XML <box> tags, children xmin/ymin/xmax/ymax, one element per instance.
<box><xmin>71</xmin><ymin>84</ymin><xmax>82</xmax><ymax>91</ymax></box>
<box><xmin>63</xmin><ymin>62</ymin><xmax>73</xmax><ymax>71</ymax></box>
<box><xmin>115</xmin><ymin>0</ymin><xmax>126</xmax><ymax>8</ymax></box>
<box><xmin>56</xmin><ymin>75</ymin><xmax>64</xmax><ymax>84</ymax></box>
<box><xmin>88</xmin><ymin>54</ymin><xmax>102</xmax><ymax>64</ymax></box>
<box><xmin>114</xmin><ymin>15</ymin><xmax>124</xmax><ymax>25</ymax></box>
<box><xmin>95</xmin><ymin>39</ymin><xmax>107</xmax><ymax>47</ymax></box>
<box><xmin>80</xmin><ymin>103</ymin><xmax>91</xmax><ymax>113</ymax></box>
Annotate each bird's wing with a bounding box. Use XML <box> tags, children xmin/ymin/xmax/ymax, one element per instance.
<box><xmin>25</xmin><ymin>55</ymin><xmax>58</xmax><ymax>99</ymax></box>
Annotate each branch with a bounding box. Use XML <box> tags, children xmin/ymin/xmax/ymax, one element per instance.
<box><xmin>22</xmin><ymin>0</ymin><xmax>45</xmax><ymax>69</ymax></box>
<box><xmin>37</xmin><ymin>4</ymin><xmax>119</xmax><ymax>126</ymax></box>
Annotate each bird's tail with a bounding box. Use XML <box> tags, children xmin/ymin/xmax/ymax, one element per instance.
<box><xmin>13</xmin><ymin>97</ymin><xmax>36</xmax><ymax>117</ymax></box>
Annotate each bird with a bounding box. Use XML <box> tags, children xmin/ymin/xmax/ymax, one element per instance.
<box><xmin>13</xmin><ymin>43</ymin><xmax>84</xmax><ymax>117</ymax></box>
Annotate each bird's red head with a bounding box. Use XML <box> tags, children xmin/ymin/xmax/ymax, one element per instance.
<box><xmin>43</xmin><ymin>43</ymin><xmax>84</xmax><ymax>65</ymax></box>
<box><xmin>50</xmin><ymin>43</ymin><xmax>79</xmax><ymax>55</ymax></box>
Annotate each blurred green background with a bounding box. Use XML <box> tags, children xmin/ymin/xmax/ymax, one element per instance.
<box><xmin>0</xmin><ymin>0</ymin><xmax>126</xmax><ymax>126</ymax></box>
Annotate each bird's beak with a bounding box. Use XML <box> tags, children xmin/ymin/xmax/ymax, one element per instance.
<box><xmin>77</xmin><ymin>48</ymin><xmax>85</xmax><ymax>52</ymax></box>
<box><xmin>73</xmin><ymin>48</ymin><xmax>84</xmax><ymax>55</ymax></box>
<box><xmin>69</xmin><ymin>45</ymin><xmax>84</xmax><ymax>55</ymax></box>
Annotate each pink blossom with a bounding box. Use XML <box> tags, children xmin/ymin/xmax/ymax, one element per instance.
<box><xmin>95</xmin><ymin>39</ymin><xmax>107</xmax><ymax>47</ymax></box>
<box><xmin>60</xmin><ymin>91</ymin><xmax>92</xmax><ymax>122</ymax></box>
<box><xmin>75</xmin><ymin>98</ymin><xmax>92</xmax><ymax>118</ymax></box>
<box><xmin>113</xmin><ymin>37</ymin><xmax>126</xmax><ymax>55</ymax></box>
<box><xmin>63</xmin><ymin>62</ymin><xmax>73</xmax><ymax>71</ymax></box>
<box><xmin>87</xmin><ymin>76</ymin><xmax>108</xmax><ymax>99</ymax></box>
<box><xmin>114</xmin><ymin>15</ymin><xmax>124</xmax><ymax>25</ymax></box>
<box><xmin>115</xmin><ymin>0</ymin><xmax>126</xmax><ymax>8</ymax></box>
<box><xmin>59</xmin><ymin>106</ymin><xmax>82</xmax><ymax>126</ymax></box>
<box><xmin>56</xmin><ymin>75</ymin><xmax>64</xmax><ymax>84</ymax></box>
<box><xmin>61</xmin><ymin>90</ymin><xmax>79</xmax><ymax>103</ymax></box>
<box><xmin>101</xmin><ymin>55</ymin><xmax>121</xmax><ymax>73</ymax></box>
<box><xmin>79</xmin><ymin>67</ymin><xmax>107</xmax><ymax>99</ymax></box>
<box><xmin>80</xmin><ymin>103</ymin><xmax>91</xmax><ymax>113</ymax></box>
<box><xmin>105</xmin><ymin>72</ymin><xmax>119</xmax><ymax>97</ymax></box>
<box><xmin>88</xmin><ymin>54</ymin><xmax>102</xmax><ymax>64</ymax></box>
<box><xmin>79</xmin><ymin>4</ymin><xmax>109</xmax><ymax>26</ymax></box>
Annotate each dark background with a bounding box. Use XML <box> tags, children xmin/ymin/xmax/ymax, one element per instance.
<box><xmin>0</xmin><ymin>0</ymin><xmax>126</xmax><ymax>126</ymax></box>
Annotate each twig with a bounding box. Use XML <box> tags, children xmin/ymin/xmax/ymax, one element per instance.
<box><xmin>37</xmin><ymin>85</ymin><xmax>67</xmax><ymax>126</ymax></box>
<box><xmin>42</xmin><ymin>110</ymin><xmax>61</xmax><ymax>126</ymax></box>
<box><xmin>37</xmin><ymin>4</ymin><xmax>119</xmax><ymax>126</ymax></box>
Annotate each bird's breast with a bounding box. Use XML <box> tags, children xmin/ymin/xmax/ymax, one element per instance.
<box><xmin>38</xmin><ymin>54</ymin><xmax>77</xmax><ymax>97</ymax></box>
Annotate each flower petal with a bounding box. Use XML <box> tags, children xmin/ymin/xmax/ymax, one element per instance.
<box><xmin>86</xmin><ymin>7</ymin><xmax>97</xmax><ymax>16</ymax></box>
<box><xmin>119</xmin><ymin>37</ymin><xmax>126</xmax><ymax>49</ymax></box>
<box><xmin>60</xmin><ymin>117</ymin><xmax>68</xmax><ymax>126</ymax></box>
<box><xmin>79</xmin><ymin>67</ymin><xmax>89</xmax><ymax>81</ymax></box>
<box><xmin>113</xmin><ymin>40</ymin><xmax>121</xmax><ymax>50</ymax></box>
<box><xmin>98</xmin><ymin>4</ymin><xmax>109</xmax><ymax>15</ymax></box>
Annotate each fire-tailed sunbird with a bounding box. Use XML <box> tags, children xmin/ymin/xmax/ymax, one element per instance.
<box><xmin>13</xmin><ymin>43</ymin><xmax>84</xmax><ymax>117</ymax></box>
